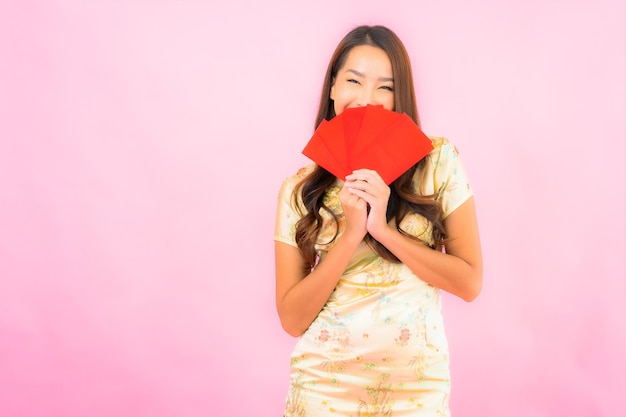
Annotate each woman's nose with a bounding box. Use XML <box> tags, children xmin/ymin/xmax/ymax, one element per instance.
<box><xmin>356</xmin><ymin>88</ymin><xmax>376</xmax><ymax>107</ymax></box>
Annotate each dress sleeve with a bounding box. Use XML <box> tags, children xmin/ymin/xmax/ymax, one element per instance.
<box><xmin>429</xmin><ymin>138</ymin><xmax>474</xmax><ymax>219</ymax></box>
<box><xmin>274</xmin><ymin>167</ymin><xmax>310</xmax><ymax>248</ymax></box>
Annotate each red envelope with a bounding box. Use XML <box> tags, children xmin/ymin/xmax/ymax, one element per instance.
<box><xmin>302</xmin><ymin>105</ymin><xmax>433</xmax><ymax>185</ymax></box>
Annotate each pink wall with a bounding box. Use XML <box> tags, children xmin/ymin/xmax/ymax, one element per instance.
<box><xmin>1</xmin><ymin>1</ymin><xmax>624</xmax><ymax>416</ymax></box>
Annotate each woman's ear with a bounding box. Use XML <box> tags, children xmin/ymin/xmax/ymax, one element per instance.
<box><xmin>330</xmin><ymin>77</ymin><xmax>336</xmax><ymax>100</ymax></box>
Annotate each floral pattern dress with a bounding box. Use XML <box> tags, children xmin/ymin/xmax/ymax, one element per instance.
<box><xmin>274</xmin><ymin>137</ymin><xmax>473</xmax><ymax>416</ymax></box>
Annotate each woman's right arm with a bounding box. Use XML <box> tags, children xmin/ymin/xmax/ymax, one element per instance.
<box><xmin>275</xmin><ymin>186</ymin><xmax>367</xmax><ymax>337</ymax></box>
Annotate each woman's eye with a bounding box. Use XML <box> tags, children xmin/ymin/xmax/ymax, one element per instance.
<box><xmin>380</xmin><ymin>85</ymin><xmax>394</xmax><ymax>91</ymax></box>
<box><xmin>347</xmin><ymin>79</ymin><xmax>359</xmax><ymax>84</ymax></box>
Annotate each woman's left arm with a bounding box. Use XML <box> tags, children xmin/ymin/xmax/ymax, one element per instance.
<box><xmin>345</xmin><ymin>170</ymin><xmax>483</xmax><ymax>301</ymax></box>
<box><xmin>374</xmin><ymin>197</ymin><xmax>482</xmax><ymax>301</ymax></box>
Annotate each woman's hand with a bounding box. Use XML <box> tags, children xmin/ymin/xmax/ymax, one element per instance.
<box><xmin>338</xmin><ymin>183</ymin><xmax>368</xmax><ymax>242</ymax></box>
<box><xmin>344</xmin><ymin>169</ymin><xmax>391</xmax><ymax>238</ymax></box>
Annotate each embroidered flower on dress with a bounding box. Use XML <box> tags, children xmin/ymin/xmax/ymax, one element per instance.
<box><xmin>318</xmin><ymin>329</ymin><xmax>330</xmax><ymax>343</ymax></box>
<box><xmin>395</xmin><ymin>327</ymin><xmax>412</xmax><ymax>346</ymax></box>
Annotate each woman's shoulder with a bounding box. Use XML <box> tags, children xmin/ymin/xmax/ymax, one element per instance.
<box><xmin>427</xmin><ymin>136</ymin><xmax>458</xmax><ymax>153</ymax></box>
<box><xmin>280</xmin><ymin>163</ymin><xmax>316</xmax><ymax>189</ymax></box>
<box><xmin>290</xmin><ymin>163</ymin><xmax>316</xmax><ymax>179</ymax></box>
<box><xmin>425</xmin><ymin>136</ymin><xmax>463</xmax><ymax>163</ymax></box>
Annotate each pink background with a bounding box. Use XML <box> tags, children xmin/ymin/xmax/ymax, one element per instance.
<box><xmin>1</xmin><ymin>1</ymin><xmax>624</xmax><ymax>416</ymax></box>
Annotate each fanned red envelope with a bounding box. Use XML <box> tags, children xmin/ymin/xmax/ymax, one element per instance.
<box><xmin>302</xmin><ymin>105</ymin><xmax>434</xmax><ymax>185</ymax></box>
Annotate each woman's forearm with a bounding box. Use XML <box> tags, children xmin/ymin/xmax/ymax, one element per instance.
<box><xmin>276</xmin><ymin>234</ymin><xmax>362</xmax><ymax>336</ymax></box>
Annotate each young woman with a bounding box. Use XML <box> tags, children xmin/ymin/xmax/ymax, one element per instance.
<box><xmin>274</xmin><ymin>25</ymin><xmax>482</xmax><ymax>416</ymax></box>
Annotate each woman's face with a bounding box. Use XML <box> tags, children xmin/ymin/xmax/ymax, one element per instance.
<box><xmin>330</xmin><ymin>45</ymin><xmax>395</xmax><ymax>115</ymax></box>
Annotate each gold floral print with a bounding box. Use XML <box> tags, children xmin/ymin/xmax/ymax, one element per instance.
<box><xmin>357</xmin><ymin>373</ymin><xmax>394</xmax><ymax>416</ymax></box>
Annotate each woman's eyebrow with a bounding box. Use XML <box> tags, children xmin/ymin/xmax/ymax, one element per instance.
<box><xmin>346</xmin><ymin>69</ymin><xmax>365</xmax><ymax>77</ymax></box>
<box><xmin>345</xmin><ymin>69</ymin><xmax>393</xmax><ymax>82</ymax></box>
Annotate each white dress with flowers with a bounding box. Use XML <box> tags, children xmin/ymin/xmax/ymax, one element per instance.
<box><xmin>274</xmin><ymin>137</ymin><xmax>473</xmax><ymax>417</ymax></box>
